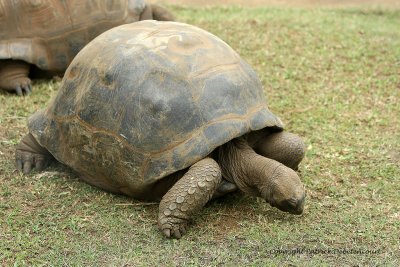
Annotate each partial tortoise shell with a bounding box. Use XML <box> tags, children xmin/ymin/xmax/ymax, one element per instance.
<box><xmin>0</xmin><ymin>0</ymin><xmax>147</xmax><ymax>72</ymax></box>
<box><xmin>28</xmin><ymin>21</ymin><xmax>283</xmax><ymax>199</ymax></box>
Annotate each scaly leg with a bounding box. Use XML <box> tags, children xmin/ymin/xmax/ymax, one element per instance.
<box><xmin>158</xmin><ymin>158</ymin><xmax>221</xmax><ymax>238</ymax></box>
<box><xmin>0</xmin><ymin>60</ymin><xmax>32</xmax><ymax>96</ymax></box>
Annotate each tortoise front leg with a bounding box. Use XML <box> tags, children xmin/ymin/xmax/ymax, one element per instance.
<box><xmin>253</xmin><ymin>132</ymin><xmax>305</xmax><ymax>170</ymax></box>
<box><xmin>158</xmin><ymin>158</ymin><xmax>222</xmax><ymax>238</ymax></box>
<box><xmin>0</xmin><ymin>60</ymin><xmax>32</xmax><ymax>96</ymax></box>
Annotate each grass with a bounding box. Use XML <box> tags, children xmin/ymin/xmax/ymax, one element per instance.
<box><xmin>1</xmin><ymin>4</ymin><xmax>399</xmax><ymax>266</ymax></box>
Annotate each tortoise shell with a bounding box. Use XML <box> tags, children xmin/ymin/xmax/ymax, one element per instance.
<box><xmin>0</xmin><ymin>0</ymin><xmax>147</xmax><ymax>72</ymax></box>
<box><xmin>28</xmin><ymin>21</ymin><xmax>283</xmax><ymax>199</ymax></box>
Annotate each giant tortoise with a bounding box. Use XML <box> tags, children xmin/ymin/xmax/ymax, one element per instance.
<box><xmin>0</xmin><ymin>0</ymin><xmax>174</xmax><ymax>95</ymax></box>
<box><xmin>16</xmin><ymin>21</ymin><xmax>306</xmax><ymax>238</ymax></box>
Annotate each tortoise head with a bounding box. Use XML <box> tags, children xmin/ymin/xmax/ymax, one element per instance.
<box><xmin>218</xmin><ymin>137</ymin><xmax>305</xmax><ymax>215</ymax></box>
<box><xmin>260</xmin><ymin>166</ymin><xmax>305</xmax><ymax>215</ymax></box>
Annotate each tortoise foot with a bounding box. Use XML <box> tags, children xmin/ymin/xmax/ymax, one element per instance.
<box><xmin>15</xmin><ymin>133</ymin><xmax>53</xmax><ymax>173</ymax></box>
<box><xmin>158</xmin><ymin>158</ymin><xmax>222</xmax><ymax>239</ymax></box>
<box><xmin>159</xmin><ymin>215</ymin><xmax>190</xmax><ymax>239</ymax></box>
<box><xmin>0</xmin><ymin>60</ymin><xmax>32</xmax><ymax>95</ymax></box>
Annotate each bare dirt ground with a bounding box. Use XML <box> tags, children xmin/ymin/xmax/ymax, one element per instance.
<box><xmin>154</xmin><ymin>0</ymin><xmax>400</xmax><ymax>7</ymax></box>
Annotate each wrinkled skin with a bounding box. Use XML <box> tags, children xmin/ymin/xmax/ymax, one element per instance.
<box><xmin>218</xmin><ymin>134</ymin><xmax>305</xmax><ymax>214</ymax></box>
<box><xmin>16</xmin><ymin>129</ymin><xmax>305</xmax><ymax>239</ymax></box>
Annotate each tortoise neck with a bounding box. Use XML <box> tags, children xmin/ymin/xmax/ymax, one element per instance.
<box><xmin>218</xmin><ymin>137</ymin><xmax>279</xmax><ymax>201</ymax></box>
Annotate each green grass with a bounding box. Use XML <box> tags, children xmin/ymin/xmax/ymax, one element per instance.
<box><xmin>1</xmin><ymin>5</ymin><xmax>399</xmax><ymax>266</ymax></box>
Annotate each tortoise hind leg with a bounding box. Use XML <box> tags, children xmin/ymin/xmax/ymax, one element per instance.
<box><xmin>158</xmin><ymin>158</ymin><xmax>222</xmax><ymax>238</ymax></box>
<box><xmin>0</xmin><ymin>60</ymin><xmax>32</xmax><ymax>96</ymax></box>
<box><xmin>15</xmin><ymin>133</ymin><xmax>54</xmax><ymax>173</ymax></box>
<box><xmin>253</xmin><ymin>132</ymin><xmax>305</xmax><ymax>170</ymax></box>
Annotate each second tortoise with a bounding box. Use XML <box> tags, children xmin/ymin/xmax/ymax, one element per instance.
<box><xmin>0</xmin><ymin>0</ymin><xmax>175</xmax><ymax>95</ymax></box>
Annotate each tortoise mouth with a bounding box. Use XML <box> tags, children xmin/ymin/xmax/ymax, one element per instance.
<box><xmin>270</xmin><ymin>193</ymin><xmax>306</xmax><ymax>215</ymax></box>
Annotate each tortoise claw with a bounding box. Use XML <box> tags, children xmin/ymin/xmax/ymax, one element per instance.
<box><xmin>24</xmin><ymin>83</ymin><xmax>32</xmax><ymax>94</ymax></box>
<box><xmin>162</xmin><ymin>223</ymin><xmax>186</xmax><ymax>239</ymax></box>
<box><xmin>163</xmin><ymin>229</ymin><xmax>171</xmax><ymax>238</ymax></box>
<box><xmin>16</xmin><ymin>159</ymin><xmax>23</xmax><ymax>171</ymax></box>
<box><xmin>15</xmin><ymin>149</ymin><xmax>52</xmax><ymax>174</ymax></box>
<box><xmin>173</xmin><ymin>228</ymin><xmax>182</xmax><ymax>239</ymax></box>
<box><xmin>14</xmin><ymin>81</ymin><xmax>33</xmax><ymax>96</ymax></box>
<box><xmin>159</xmin><ymin>218</ymin><xmax>189</xmax><ymax>239</ymax></box>
<box><xmin>35</xmin><ymin>159</ymin><xmax>45</xmax><ymax>171</ymax></box>
<box><xmin>15</xmin><ymin>83</ymin><xmax>23</xmax><ymax>96</ymax></box>
<box><xmin>22</xmin><ymin>160</ymin><xmax>33</xmax><ymax>174</ymax></box>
